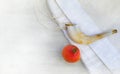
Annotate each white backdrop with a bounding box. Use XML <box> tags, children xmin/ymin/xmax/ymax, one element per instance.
<box><xmin>0</xmin><ymin>0</ymin><xmax>88</xmax><ymax>74</ymax></box>
<box><xmin>0</xmin><ymin>0</ymin><xmax>120</xmax><ymax>74</ymax></box>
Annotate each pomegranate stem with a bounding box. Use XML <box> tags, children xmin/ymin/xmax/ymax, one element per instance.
<box><xmin>72</xmin><ymin>48</ymin><xmax>77</xmax><ymax>54</ymax></box>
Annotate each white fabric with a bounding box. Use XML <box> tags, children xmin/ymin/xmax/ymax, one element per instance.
<box><xmin>56</xmin><ymin>0</ymin><xmax>102</xmax><ymax>36</ymax></box>
<box><xmin>48</xmin><ymin>0</ymin><xmax>111</xmax><ymax>74</ymax></box>
<box><xmin>90</xmin><ymin>38</ymin><xmax>120</xmax><ymax>70</ymax></box>
<box><xmin>0</xmin><ymin>0</ymin><xmax>88</xmax><ymax>74</ymax></box>
<box><xmin>48</xmin><ymin>0</ymin><xmax>120</xmax><ymax>74</ymax></box>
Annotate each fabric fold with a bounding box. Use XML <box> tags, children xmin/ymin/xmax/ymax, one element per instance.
<box><xmin>56</xmin><ymin>0</ymin><xmax>120</xmax><ymax>72</ymax></box>
<box><xmin>47</xmin><ymin>0</ymin><xmax>112</xmax><ymax>73</ymax></box>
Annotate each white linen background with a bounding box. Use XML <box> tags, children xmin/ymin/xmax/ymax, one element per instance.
<box><xmin>0</xmin><ymin>0</ymin><xmax>120</xmax><ymax>74</ymax></box>
<box><xmin>0</xmin><ymin>0</ymin><xmax>88</xmax><ymax>74</ymax></box>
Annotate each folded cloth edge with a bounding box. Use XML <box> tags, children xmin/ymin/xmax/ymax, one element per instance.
<box><xmin>47</xmin><ymin>0</ymin><xmax>112</xmax><ymax>73</ymax></box>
